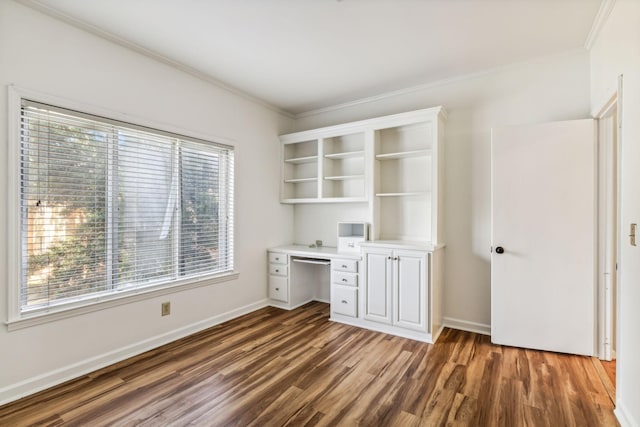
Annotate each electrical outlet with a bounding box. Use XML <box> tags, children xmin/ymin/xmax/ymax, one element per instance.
<box><xmin>161</xmin><ymin>302</ymin><xmax>171</xmax><ymax>316</ymax></box>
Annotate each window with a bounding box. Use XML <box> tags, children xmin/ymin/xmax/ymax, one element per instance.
<box><xmin>14</xmin><ymin>98</ymin><xmax>234</xmax><ymax>319</ymax></box>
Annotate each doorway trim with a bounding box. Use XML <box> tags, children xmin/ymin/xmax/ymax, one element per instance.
<box><xmin>593</xmin><ymin>79</ymin><xmax>622</xmax><ymax>362</ymax></box>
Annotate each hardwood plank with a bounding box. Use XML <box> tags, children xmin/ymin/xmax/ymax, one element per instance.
<box><xmin>0</xmin><ymin>302</ymin><xmax>618</xmax><ymax>426</ymax></box>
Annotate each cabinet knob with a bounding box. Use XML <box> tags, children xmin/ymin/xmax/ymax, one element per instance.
<box><xmin>275</xmin><ymin>287</ymin><xmax>279</xmax><ymax>291</ymax></box>
<box><xmin>342</xmin><ymin>278</ymin><xmax>347</xmax><ymax>282</ymax></box>
<box><xmin>387</xmin><ymin>256</ymin><xmax>392</xmax><ymax>260</ymax></box>
<box><xmin>341</xmin><ymin>300</ymin><xmax>348</xmax><ymax>304</ymax></box>
<box><xmin>342</xmin><ymin>265</ymin><xmax>347</xmax><ymax>268</ymax></box>
<box><xmin>495</xmin><ymin>246</ymin><xmax>505</xmax><ymax>254</ymax></box>
<box><xmin>275</xmin><ymin>269</ymin><xmax>280</xmax><ymax>273</ymax></box>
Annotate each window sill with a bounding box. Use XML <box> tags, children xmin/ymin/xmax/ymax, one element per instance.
<box><xmin>6</xmin><ymin>271</ymin><xmax>239</xmax><ymax>332</ymax></box>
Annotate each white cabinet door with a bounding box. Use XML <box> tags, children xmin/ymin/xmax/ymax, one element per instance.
<box><xmin>492</xmin><ymin>120</ymin><xmax>595</xmax><ymax>356</ymax></box>
<box><xmin>363</xmin><ymin>248</ymin><xmax>393</xmax><ymax>324</ymax></box>
<box><xmin>394</xmin><ymin>250</ymin><xmax>427</xmax><ymax>331</ymax></box>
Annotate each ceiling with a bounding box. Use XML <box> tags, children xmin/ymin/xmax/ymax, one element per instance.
<box><xmin>23</xmin><ymin>0</ymin><xmax>602</xmax><ymax>115</ymax></box>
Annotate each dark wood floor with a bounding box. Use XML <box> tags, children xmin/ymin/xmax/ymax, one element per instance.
<box><xmin>0</xmin><ymin>302</ymin><xmax>618</xmax><ymax>426</ymax></box>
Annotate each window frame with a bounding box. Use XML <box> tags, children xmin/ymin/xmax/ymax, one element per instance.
<box><xmin>6</xmin><ymin>85</ymin><xmax>238</xmax><ymax>331</ymax></box>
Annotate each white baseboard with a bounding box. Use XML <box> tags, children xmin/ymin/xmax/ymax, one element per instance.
<box><xmin>615</xmin><ymin>398</ymin><xmax>639</xmax><ymax>427</ymax></box>
<box><xmin>443</xmin><ymin>317</ymin><xmax>491</xmax><ymax>336</ymax></box>
<box><xmin>0</xmin><ymin>299</ymin><xmax>270</xmax><ymax>406</ymax></box>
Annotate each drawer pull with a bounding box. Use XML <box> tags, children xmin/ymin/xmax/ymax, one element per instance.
<box><xmin>275</xmin><ymin>288</ymin><xmax>280</xmax><ymax>291</ymax></box>
<box><xmin>275</xmin><ymin>269</ymin><xmax>280</xmax><ymax>273</ymax></box>
<box><xmin>342</xmin><ymin>264</ymin><xmax>347</xmax><ymax>268</ymax></box>
<box><xmin>342</xmin><ymin>278</ymin><xmax>347</xmax><ymax>282</ymax></box>
<box><xmin>341</xmin><ymin>300</ymin><xmax>348</xmax><ymax>304</ymax></box>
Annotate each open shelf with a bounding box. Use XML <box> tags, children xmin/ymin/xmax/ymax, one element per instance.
<box><xmin>285</xmin><ymin>155</ymin><xmax>318</xmax><ymax>164</ymax></box>
<box><xmin>285</xmin><ymin>177</ymin><xmax>318</xmax><ymax>183</ymax></box>
<box><xmin>324</xmin><ymin>150</ymin><xmax>365</xmax><ymax>160</ymax></box>
<box><xmin>325</xmin><ymin>174</ymin><xmax>365</xmax><ymax>181</ymax></box>
<box><xmin>376</xmin><ymin>192</ymin><xmax>429</xmax><ymax>197</ymax></box>
<box><xmin>279</xmin><ymin>106</ymin><xmax>444</xmax><ymax>246</ymax></box>
<box><xmin>375</xmin><ymin>149</ymin><xmax>431</xmax><ymax>160</ymax></box>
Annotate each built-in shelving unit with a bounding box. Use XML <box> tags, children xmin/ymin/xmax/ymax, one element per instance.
<box><xmin>279</xmin><ymin>106</ymin><xmax>445</xmax><ymax>244</ymax></box>
<box><xmin>281</xmin><ymin>139</ymin><xmax>319</xmax><ymax>201</ymax></box>
<box><xmin>274</xmin><ymin>107</ymin><xmax>446</xmax><ymax>343</ymax></box>
<box><xmin>280</xmin><ymin>130</ymin><xmax>367</xmax><ymax>203</ymax></box>
<box><xmin>372</xmin><ymin>120</ymin><xmax>441</xmax><ymax>243</ymax></box>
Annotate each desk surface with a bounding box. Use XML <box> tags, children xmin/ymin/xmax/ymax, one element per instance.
<box><xmin>269</xmin><ymin>245</ymin><xmax>361</xmax><ymax>260</ymax></box>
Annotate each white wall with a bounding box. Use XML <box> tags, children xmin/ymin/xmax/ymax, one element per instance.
<box><xmin>295</xmin><ymin>51</ymin><xmax>592</xmax><ymax>330</ymax></box>
<box><xmin>0</xmin><ymin>1</ymin><xmax>294</xmax><ymax>404</ymax></box>
<box><xmin>590</xmin><ymin>1</ymin><xmax>640</xmax><ymax>425</ymax></box>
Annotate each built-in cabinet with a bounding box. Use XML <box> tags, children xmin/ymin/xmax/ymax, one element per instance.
<box><xmin>267</xmin><ymin>252</ymin><xmax>288</xmax><ymax>303</ymax></box>
<box><xmin>362</xmin><ymin>246</ymin><xmax>428</xmax><ymax>332</ymax></box>
<box><xmin>272</xmin><ymin>107</ymin><xmax>445</xmax><ymax>343</ymax></box>
<box><xmin>330</xmin><ymin>258</ymin><xmax>359</xmax><ymax>318</ymax></box>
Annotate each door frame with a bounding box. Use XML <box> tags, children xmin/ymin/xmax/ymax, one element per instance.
<box><xmin>593</xmin><ymin>78</ymin><xmax>622</xmax><ymax>361</ymax></box>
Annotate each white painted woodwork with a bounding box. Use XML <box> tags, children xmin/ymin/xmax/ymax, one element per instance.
<box><xmin>332</xmin><ymin>271</ymin><xmax>357</xmax><ymax>287</ymax></box>
<box><xmin>596</xmin><ymin>97</ymin><xmax>619</xmax><ymax>361</ymax></box>
<box><xmin>331</xmin><ymin>285</ymin><xmax>358</xmax><ymax>317</ymax></box>
<box><xmin>394</xmin><ymin>250</ymin><xmax>428</xmax><ymax>331</ymax></box>
<box><xmin>363</xmin><ymin>245</ymin><xmax>429</xmax><ymax>333</ymax></box>
<box><xmin>280</xmin><ymin>107</ymin><xmax>445</xmax><ymax>246</ymax></box>
<box><xmin>268</xmin><ymin>276</ymin><xmax>288</xmax><ymax>303</ymax></box>
<box><xmin>269</xmin><ymin>252</ymin><xmax>287</xmax><ymax>264</ymax></box>
<box><xmin>268</xmin><ymin>251</ymin><xmax>289</xmax><ymax>303</ymax></box>
<box><xmin>363</xmin><ymin>249</ymin><xmax>393</xmax><ymax>324</ymax></box>
<box><xmin>281</xmin><ymin>131</ymin><xmax>367</xmax><ymax>203</ymax></box>
<box><xmin>268</xmin><ymin>264</ymin><xmax>287</xmax><ymax>276</ymax></box>
<box><xmin>267</xmin><ymin>246</ymin><xmax>360</xmax><ymax>310</ymax></box>
<box><xmin>331</xmin><ymin>258</ymin><xmax>358</xmax><ymax>273</ymax></box>
<box><xmin>491</xmin><ymin>119</ymin><xmax>596</xmax><ymax>356</ymax></box>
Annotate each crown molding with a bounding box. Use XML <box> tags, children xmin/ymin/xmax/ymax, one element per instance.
<box><xmin>584</xmin><ymin>0</ymin><xmax>617</xmax><ymax>50</ymax></box>
<box><xmin>295</xmin><ymin>48</ymin><xmax>587</xmax><ymax>119</ymax></box>
<box><xmin>15</xmin><ymin>0</ymin><xmax>294</xmax><ymax>119</ymax></box>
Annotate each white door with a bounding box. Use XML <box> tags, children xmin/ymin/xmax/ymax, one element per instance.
<box><xmin>491</xmin><ymin>119</ymin><xmax>596</xmax><ymax>356</ymax></box>
<box><xmin>394</xmin><ymin>250</ymin><xmax>428</xmax><ymax>331</ymax></box>
<box><xmin>363</xmin><ymin>248</ymin><xmax>392</xmax><ymax>324</ymax></box>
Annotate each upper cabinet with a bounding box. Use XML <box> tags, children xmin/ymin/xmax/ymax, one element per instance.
<box><xmin>279</xmin><ymin>106</ymin><xmax>446</xmax><ymax>244</ymax></box>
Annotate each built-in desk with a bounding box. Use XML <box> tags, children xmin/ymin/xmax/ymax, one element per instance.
<box><xmin>267</xmin><ymin>245</ymin><xmax>361</xmax><ymax>311</ymax></box>
<box><xmin>267</xmin><ymin>243</ymin><xmax>444</xmax><ymax>343</ymax></box>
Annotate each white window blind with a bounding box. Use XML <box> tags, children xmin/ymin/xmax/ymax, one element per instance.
<box><xmin>19</xmin><ymin>100</ymin><xmax>234</xmax><ymax>314</ymax></box>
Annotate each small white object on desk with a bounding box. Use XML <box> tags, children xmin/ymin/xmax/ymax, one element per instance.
<box><xmin>337</xmin><ymin>222</ymin><xmax>368</xmax><ymax>253</ymax></box>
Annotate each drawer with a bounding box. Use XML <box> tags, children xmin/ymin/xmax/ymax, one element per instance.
<box><xmin>269</xmin><ymin>252</ymin><xmax>287</xmax><ymax>264</ymax></box>
<box><xmin>269</xmin><ymin>264</ymin><xmax>288</xmax><ymax>276</ymax></box>
<box><xmin>332</xmin><ymin>271</ymin><xmax>357</xmax><ymax>287</ymax></box>
<box><xmin>331</xmin><ymin>285</ymin><xmax>357</xmax><ymax>317</ymax></box>
<box><xmin>332</xmin><ymin>259</ymin><xmax>358</xmax><ymax>273</ymax></box>
<box><xmin>269</xmin><ymin>275</ymin><xmax>288</xmax><ymax>302</ymax></box>
<box><xmin>338</xmin><ymin>237</ymin><xmax>364</xmax><ymax>253</ymax></box>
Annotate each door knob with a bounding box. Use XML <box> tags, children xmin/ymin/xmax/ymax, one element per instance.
<box><xmin>495</xmin><ymin>246</ymin><xmax>505</xmax><ymax>254</ymax></box>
